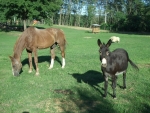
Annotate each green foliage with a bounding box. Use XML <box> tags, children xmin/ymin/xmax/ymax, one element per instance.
<box><xmin>107</xmin><ymin>0</ymin><xmax>150</xmax><ymax>32</ymax></box>
<box><xmin>0</xmin><ymin>0</ymin><xmax>62</xmax><ymax>29</ymax></box>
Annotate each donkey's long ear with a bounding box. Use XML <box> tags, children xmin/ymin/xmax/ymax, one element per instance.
<box><xmin>97</xmin><ymin>39</ymin><xmax>102</xmax><ymax>47</ymax></box>
<box><xmin>106</xmin><ymin>39</ymin><xmax>112</xmax><ymax>47</ymax></box>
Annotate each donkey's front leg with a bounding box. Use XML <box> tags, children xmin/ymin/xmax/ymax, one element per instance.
<box><xmin>104</xmin><ymin>76</ymin><xmax>108</xmax><ymax>97</ymax></box>
<box><xmin>123</xmin><ymin>72</ymin><xmax>127</xmax><ymax>89</ymax></box>
<box><xmin>112</xmin><ymin>76</ymin><xmax>117</xmax><ymax>99</ymax></box>
<box><xmin>33</xmin><ymin>50</ymin><xmax>39</xmax><ymax>75</ymax></box>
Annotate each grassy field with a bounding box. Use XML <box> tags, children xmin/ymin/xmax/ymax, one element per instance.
<box><xmin>0</xmin><ymin>25</ymin><xmax>150</xmax><ymax>113</ymax></box>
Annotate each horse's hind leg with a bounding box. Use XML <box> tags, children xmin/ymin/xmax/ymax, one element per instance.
<box><xmin>26</xmin><ymin>49</ymin><xmax>33</xmax><ymax>73</ymax></box>
<box><xmin>49</xmin><ymin>48</ymin><xmax>55</xmax><ymax>69</ymax></box>
<box><xmin>33</xmin><ymin>49</ymin><xmax>39</xmax><ymax>75</ymax></box>
<box><xmin>60</xmin><ymin>45</ymin><xmax>65</xmax><ymax>68</ymax></box>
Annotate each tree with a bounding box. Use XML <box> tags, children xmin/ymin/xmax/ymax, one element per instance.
<box><xmin>0</xmin><ymin>0</ymin><xmax>63</xmax><ymax>30</ymax></box>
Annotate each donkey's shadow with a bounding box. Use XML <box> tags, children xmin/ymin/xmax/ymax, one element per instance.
<box><xmin>70</xmin><ymin>70</ymin><xmax>105</xmax><ymax>96</ymax></box>
<box><xmin>21</xmin><ymin>56</ymin><xmax>61</xmax><ymax>70</ymax></box>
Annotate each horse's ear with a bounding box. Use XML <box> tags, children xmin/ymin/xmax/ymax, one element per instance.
<box><xmin>9</xmin><ymin>56</ymin><xmax>13</xmax><ymax>61</ymax></box>
<box><xmin>106</xmin><ymin>39</ymin><xmax>112</xmax><ymax>47</ymax></box>
<box><xmin>97</xmin><ymin>39</ymin><xmax>102</xmax><ymax>47</ymax></box>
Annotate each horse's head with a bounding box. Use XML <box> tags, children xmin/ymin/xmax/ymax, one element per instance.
<box><xmin>9</xmin><ymin>56</ymin><xmax>22</xmax><ymax>76</ymax></box>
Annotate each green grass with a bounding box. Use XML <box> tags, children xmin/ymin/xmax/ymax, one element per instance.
<box><xmin>0</xmin><ymin>25</ymin><xmax>150</xmax><ymax>113</ymax></box>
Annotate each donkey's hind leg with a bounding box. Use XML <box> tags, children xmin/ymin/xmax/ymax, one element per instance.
<box><xmin>123</xmin><ymin>71</ymin><xmax>127</xmax><ymax>89</ymax></box>
<box><xmin>49</xmin><ymin>48</ymin><xmax>55</xmax><ymax>69</ymax></box>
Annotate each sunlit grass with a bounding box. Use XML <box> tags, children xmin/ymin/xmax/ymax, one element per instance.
<box><xmin>0</xmin><ymin>25</ymin><xmax>150</xmax><ymax>113</ymax></box>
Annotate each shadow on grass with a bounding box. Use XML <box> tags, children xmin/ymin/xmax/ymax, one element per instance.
<box><xmin>60</xmin><ymin>88</ymin><xmax>116</xmax><ymax>113</ymax></box>
<box><xmin>142</xmin><ymin>104</ymin><xmax>150</xmax><ymax>113</ymax></box>
<box><xmin>21</xmin><ymin>55</ymin><xmax>61</xmax><ymax>72</ymax></box>
<box><xmin>70</xmin><ymin>70</ymin><xmax>105</xmax><ymax>97</ymax></box>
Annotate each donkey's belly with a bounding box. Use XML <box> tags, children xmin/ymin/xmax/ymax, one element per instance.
<box><xmin>115</xmin><ymin>71</ymin><xmax>126</xmax><ymax>76</ymax></box>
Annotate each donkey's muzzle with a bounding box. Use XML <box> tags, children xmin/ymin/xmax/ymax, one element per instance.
<box><xmin>101</xmin><ymin>58</ymin><xmax>107</xmax><ymax>67</ymax></box>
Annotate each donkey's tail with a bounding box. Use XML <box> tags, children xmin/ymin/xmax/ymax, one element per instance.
<box><xmin>128</xmin><ymin>59</ymin><xmax>139</xmax><ymax>71</ymax></box>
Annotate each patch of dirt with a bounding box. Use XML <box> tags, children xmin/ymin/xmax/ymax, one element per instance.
<box><xmin>54</xmin><ymin>25</ymin><xmax>109</xmax><ymax>32</ymax></box>
<box><xmin>54</xmin><ymin>89</ymin><xmax>74</xmax><ymax>95</ymax></box>
<box><xmin>137</xmin><ymin>63</ymin><xmax>150</xmax><ymax>68</ymax></box>
<box><xmin>55</xmin><ymin>25</ymin><xmax>91</xmax><ymax>31</ymax></box>
<box><xmin>84</xmin><ymin>37</ymin><xmax>92</xmax><ymax>38</ymax></box>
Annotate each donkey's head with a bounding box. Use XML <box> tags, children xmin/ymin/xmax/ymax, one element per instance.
<box><xmin>9</xmin><ymin>56</ymin><xmax>22</xmax><ymax>76</ymax></box>
<box><xmin>97</xmin><ymin>39</ymin><xmax>112</xmax><ymax>67</ymax></box>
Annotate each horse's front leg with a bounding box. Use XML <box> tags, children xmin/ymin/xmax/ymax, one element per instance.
<box><xmin>33</xmin><ymin>49</ymin><xmax>39</xmax><ymax>75</ymax></box>
<box><xmin>49</xmin><ymin>48</ymin><xmax>55</xmax><ymax>69</ymax></box>
<box><xmin>26</xmin><ymin>49</ymin><xmax>33</xmax><ymax>73</ymax></box>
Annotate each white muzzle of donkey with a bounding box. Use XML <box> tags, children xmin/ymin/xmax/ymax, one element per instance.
<box><xmin>101</xmin><ymin>58</ymin><xmax>107</xmax><ymax>67</ymax></box>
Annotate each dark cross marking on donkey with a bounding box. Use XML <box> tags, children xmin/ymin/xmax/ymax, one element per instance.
<box><xmin>97</xmin><ymin>38</ymin><xmax>139</xmax><ymax>98</ymax></box>
<box><xmin>9</xmin><ymin>27</ymin><xmax>66</xmax><ymax>76</ymax></box>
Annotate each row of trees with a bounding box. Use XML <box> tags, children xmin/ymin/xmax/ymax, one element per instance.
<box><xmin>0</xmin><ymin>0</ymin><xmax>150</xmax><ymax>32</ymax></box>
<box><xmin>0</xmin><ymin>0</ymin><xmax>63</xmax><ymax>30</ymax></box>
<box><xmin>56</xmin><ymin>0</ymin><xmax>150</xmax><ymax>32</ymax></box>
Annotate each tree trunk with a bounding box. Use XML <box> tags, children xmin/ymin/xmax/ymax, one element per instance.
<box><xmin>23</xmin><ymin>19</ymin><xmax>27</xmax><ymax>30</ymax></box>
<box><xmin>59</xmin><ymin>8</ymin><xmax>62</xmax><ymax>25</ymax></box>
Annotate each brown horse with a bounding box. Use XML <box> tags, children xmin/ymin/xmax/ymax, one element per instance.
<box><xmin>9</xmin><ymin>27</ymin><xmax>66</xmax><ymax>76</ymax></box>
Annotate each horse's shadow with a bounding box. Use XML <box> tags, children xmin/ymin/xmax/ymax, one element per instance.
<box><xmin>21</xmin><ymin>56</ymin><xmax>61</xmax><ymax>70</ymax></box>
<box><xmin>70</xmin><ymin>70</ymin><xmax>105</xmax><ymax>97</ymax></box>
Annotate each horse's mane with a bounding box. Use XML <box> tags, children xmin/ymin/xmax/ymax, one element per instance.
<box><xmin>13</xmin><ymin>27</ymin><xmax>35</xmax><ymax>53</ymax></box>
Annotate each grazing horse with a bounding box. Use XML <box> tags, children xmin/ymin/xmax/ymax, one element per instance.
<box><xmin>97</xmin><ymin>38</ymin><xmax>139</xmax><ymax>98</ymax></box>
<box><xmin>9</xmin><ymin>27</ymin><xmax>66</xmax><ymax>76</ymax></box>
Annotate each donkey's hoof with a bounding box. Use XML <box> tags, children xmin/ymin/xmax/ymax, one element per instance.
<box><xmin>113</xmin><ymin>97</ymin><xmax>117</xmax><ymax>99</ymax></box>
<box><xmin>123</xmin><ymin>87</ymin><xmax>127</xmax><ymax>90</ymax></box>
<box><xmin>113</xmin><ymin>96</ymin><xmax>117</xmax><ymax>99</ymax></box>
<box><xmin>103</xmin><ymin>94</ymin><xmax>107</xmax><ymax>98</ymax></box>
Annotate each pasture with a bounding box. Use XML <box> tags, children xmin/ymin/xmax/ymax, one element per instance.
<box><xmin>0</xmin><ymin>25</ymin><xmax>150</xmax><ymax>113</ymax></box>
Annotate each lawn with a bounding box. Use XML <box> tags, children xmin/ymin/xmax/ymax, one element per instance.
<box><xmin>0</xmin><ymin>25</ymin><xmax>150</xmax><ymax>113</ymax></box>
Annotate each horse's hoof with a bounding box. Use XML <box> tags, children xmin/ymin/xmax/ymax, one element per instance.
<box><xmin>28</xmin><ymin>70</ymin><xmax>32</xmax><ymax>73</ymax></box>
<box><xmin>35</xmin><ymin>73</ymin><xmax>39</xmax><ymax>76</ymax></box>
<box><xmin>61</xmin><ymin>66</ymin><xmax>65</xmax><ymax>68</ymax></box>
<box><xmin>48</xmin><ymin>67</ymin><xmax>53</xmax><ymax>69</ymax></box>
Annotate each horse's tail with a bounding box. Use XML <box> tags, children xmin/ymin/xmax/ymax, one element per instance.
<box><xmin>60</xmin><ymin>29</ymin><xmax>67</xmax><ymax>49</ymax></box>
<box><xmin>128</xmin><ymin>59</ymin><xmax>139</xmax><ymax>71</ymax></box>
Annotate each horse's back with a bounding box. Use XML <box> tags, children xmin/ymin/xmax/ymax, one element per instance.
<box><xmin>24</xmin><ymin>27</ymin><xmax>56</xmax><ymax>49</ymax></box>
<box><xmin>46</xmin><ymin>28</ymin><xmax>66</xmax><ymax>46</ymax></box>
